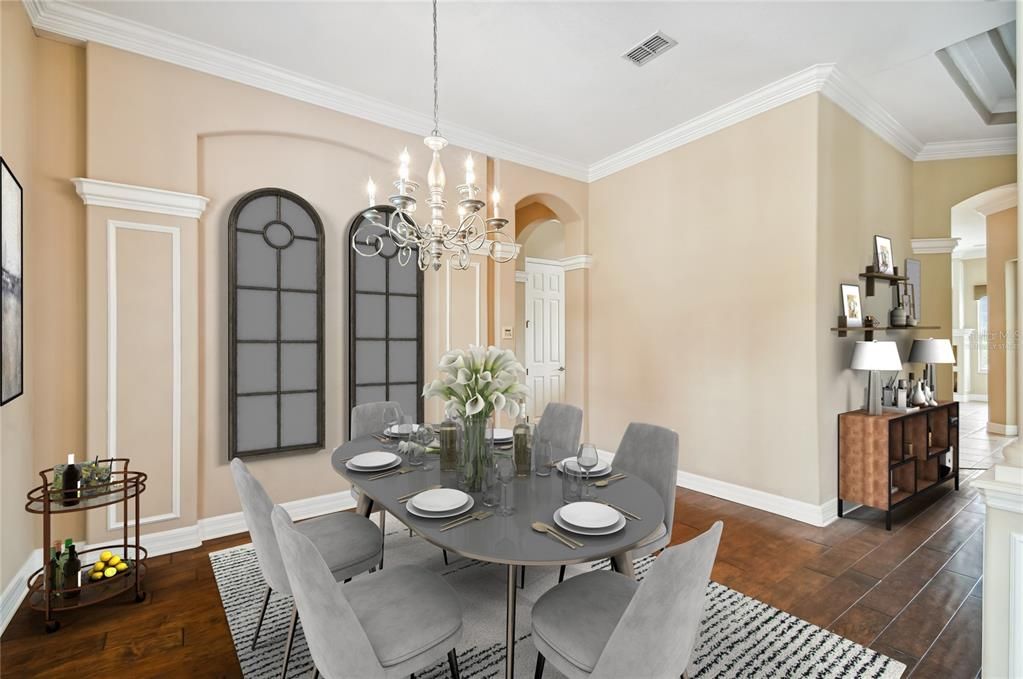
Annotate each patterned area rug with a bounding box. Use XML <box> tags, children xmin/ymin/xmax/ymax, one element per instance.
<box><xmin>210</xmin><ymin>516</ymin><xmax>905</xmax><ymax>678</ymax></box>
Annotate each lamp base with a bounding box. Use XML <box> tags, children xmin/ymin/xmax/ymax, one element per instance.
<box><xmin>866</xmin><ymin>370</ymin><xmax>883</xmax><ymax>416</ymax></box>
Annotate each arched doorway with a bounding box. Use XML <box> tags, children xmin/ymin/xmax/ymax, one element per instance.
<box><xmin>514</xmin><ymin>197</ymin><xmax>570</xmax><ymax>421</ymax></box>
<box><xmin>950</xmin><ymin>183</ymin><xmax>1017</xmax><ymax>469</ymax></box>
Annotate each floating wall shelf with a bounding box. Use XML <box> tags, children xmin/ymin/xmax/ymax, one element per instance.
<box><xmin>830</xmin><ymin>325</ymin><xmax>940</xmax><ymax>341</ymax></box>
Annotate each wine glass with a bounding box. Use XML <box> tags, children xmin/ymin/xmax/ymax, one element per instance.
<box><xmin>577</xmin><ymin>443</ymin><xmax>599</xmax><ymax>499</ymax></box>
<box><xmin>496</xmin><ymin>455</ymin><xmax>516</xmax><ymax>516</ymax></box>
<box><xmin>381</xmin><ymin>405</ymin><xmax>400</xmax><ymax>438</ymax></box>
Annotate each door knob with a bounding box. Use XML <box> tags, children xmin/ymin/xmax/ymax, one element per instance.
<box><xmin>558</xmin><ymin>366</ymin><xmax>565</xmax><ymax>372</ymax></box>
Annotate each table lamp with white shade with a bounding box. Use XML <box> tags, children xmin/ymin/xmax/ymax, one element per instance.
<box><xmin>851</xmin><ymin>341</ymin><xmax>904</xmax><ymax>415</ymax></box>
<box><xmin>908</xmin><ymin>338</ymin><xmax>956</xmax><ymax>406</ymax></box>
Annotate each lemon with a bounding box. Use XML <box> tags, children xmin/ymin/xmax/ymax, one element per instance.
<box><xmin>115</xmin><ymin>562</ymin><xmax>128</xmax><ymax>572</ymax></box>
<box><xmin>103</xmin><ymin>567</ymin><xmax>117</xmax><ymax>578</ymax></box>
<box><xmin>107</xmin><ymin>555</ymin><xmax>122</xmax><ymax>567</ymax></box>
<box><xmin>100</xmin><ymin>550</ymin><xmax>113</xmax><ymax>562</ymax></box>
<box><xmin>90</xmin><ymin>571</ymin><xmax>103</xmax><ymax>581</ymax></box>
<box><xmin>93</xmin><ymin>561</ymin><xmax>106</xmax><ymax>572</ymax></box>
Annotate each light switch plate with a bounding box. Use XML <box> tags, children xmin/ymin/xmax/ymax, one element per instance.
<box><xmin>502</xmin><ymin>327</ymin><xmax>513</xmax><ymax>340</ymax></box>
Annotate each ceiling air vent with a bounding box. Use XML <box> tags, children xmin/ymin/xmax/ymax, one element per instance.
<box><xmin>622</xmin><ymin>31</ymin><xmax>678</xmax><ymax>66</ymax></box>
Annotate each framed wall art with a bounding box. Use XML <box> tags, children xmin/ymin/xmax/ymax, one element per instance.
<box><xmin>1</xmin><ymin>157</ymin><xmax>23</xmax><ymax>405</ymax></box>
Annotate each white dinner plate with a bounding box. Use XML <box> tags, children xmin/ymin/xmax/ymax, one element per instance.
<box><xmin>559</xmin><ymin>501</ymin><xmax>621</xmax><ymax>529</ymax></box>
<box><xmin>553</xmin><ymin>507</ymin><xmax>626</xmax><ymax>536</ymax></box>
<box><xmin>492</xmin><ymin>428</ymin><xmax>514</xmax><ymax>441</ymax></box>
<box><xmin>556</xmin><ymin>458</ymin><xmax>612</xmax><ymax>477</ymax></box>
<box><xmin>409</xmin><ymin>488</ymin><xmax>469</xmax><ymax>513</ymax></box>
<box><xmin>347</xmin><ymin>451</ymin><xmax>400</xmax><ymax>470</ymax></box>
<box><xmin>385</xmin><ymin>423</ymin><xmax>420</xmax><ymax>438</ymax></box>
<box><xmin>406</xmin><ymin>495</ymin><xmax>475</xmax><ymax>519</ymax></box>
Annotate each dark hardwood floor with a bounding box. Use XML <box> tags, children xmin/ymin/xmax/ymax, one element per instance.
<box><xmin>1</xmin><ymin>476</ymin><xmax>985</xmax><ymax>678</ymax></box>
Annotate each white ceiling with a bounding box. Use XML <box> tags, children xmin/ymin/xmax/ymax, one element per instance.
<box><xmin>36</xmin><ymin>1</ymin><xmax>1019</xmax><ymax>178</ymax></box>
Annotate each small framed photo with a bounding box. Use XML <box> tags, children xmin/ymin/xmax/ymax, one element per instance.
<box><xmin>874</xmin><ymin>235</ymin><xmax>894</xmax><ymax>275</ymax></box>
<box><xmin>841</xmin><ymin>284</ymin><xmax>863</xmax><ymax>327</ymax></box>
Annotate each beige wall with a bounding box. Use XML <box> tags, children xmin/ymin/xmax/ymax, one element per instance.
<box><xmin>81</xmin><ymin>43</ymin><xmax>490</xmax><ymax>529</ymax></box>
<box><xmin>0</xmin><ymin>3</ymin><xmax>86</xmax><ymax>588</ymax></box>
<box><xmin>816</xmin><ymin>97</ymin><xmax>915</xmax><ymax>505</ymax></box>
<box><xmin>587</xmin><ymin>96</ymin><xmax>821</xmax><ymax>504</ymax></box>
<box><xmin>912</xmin><ymin>156</ymin><xmax>1017</xmax><ymax>398</ymax></box>
<box><xmin>986</xmin><ymin>207</ymin><xmax>1018</xmax><ymax>427</ymax></box>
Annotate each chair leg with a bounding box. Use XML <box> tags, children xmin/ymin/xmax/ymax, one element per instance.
<box><xmin>443</xmin><ymin>549</ymin><xmax>449</xmax><ymax>565</ymax></box>
<box><xmin>313</xmin><ymin>670</ymin><xmax>319</xmax><ymax>679</ymax></box>
<box><xmin>282</xmin><ymin>604</ymin><xmax>299</xmax><ymax>678</ymax></box>
<box><xmin>251</xmin><ymin>586</ymin><xmax>272</xmax><ymax>650</ymax></box>
<box><xmin>379</xmin><ymin>512</ymin><xmax>386</xmax><ymax>570</ymax></box>
<box><xmin>534</xmin><ymin>652</ymin><xmax>546</xmax><ymax>679</ymax></box>
<box><xmin>518</xmin><ymin>565</ymin><xmax>525</xmax><ymax>588</ymax></box>
<box><xmin>448</xmin><ymin>648</ymin><xmax>461</xmax><ymax>679</ymax></box>
<box><xmin>558</xmin><ymin>565</ymin><xmax>566</xmax><ymax>583</ymax></box>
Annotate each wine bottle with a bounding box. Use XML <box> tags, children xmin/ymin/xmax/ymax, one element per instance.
<box><xmin>63</xmin><ymin>542</ymin><xmax>81</xmax><ymax>599</ymax></box>
<box><xmin>513</xmin><ymin>416</ymin><xmax>531</xmax><ymax>477</ymax></box>
<box><xmin>48</xmin><ymin>545</ymin><xmax>60</xmax><ymax>599</ymax></box>
<box><xmin>62</xmin><ymin>453</ymin><xmax>80</xmax><ymax>507</ymax></box>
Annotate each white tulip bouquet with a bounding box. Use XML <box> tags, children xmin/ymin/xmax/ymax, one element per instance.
<box><xmin>423</xmin><ymin>345</ymin><xmax>529</xmax><ymax>490</ymax></box>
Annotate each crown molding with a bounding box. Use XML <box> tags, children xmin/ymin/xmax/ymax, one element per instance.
<box><xmin>24</xmin><ymin>0</ymin><xmax>589</xmax><ymax>183</ymax></box>
<box><xmin>72</xmin><ymin>178</ymin><xmax>209</xmax><ymax>219</ymax></box>
<box><xmin>588</xmin><ymin>64</ymin><xmax>836</xmax><ymax>181</ymax></box>
<box><xmin>819</xmin><ymin>67</ymin><xmax>923</xmax><ymax>159</ymax></box>
<box><xmin>560</xmin><ymin>254</ymin><xmax>593</xmax><ymax>271</ymax></box>
<box><xmin>25</xmin><ymin>1</ymin><xmax>1017</xmax><ymax>186</ymax></box>
<box><xmin>915</xmin><ymin>137</ymin><xmax>1018</xmax><ymax>161</ymax></box>
<box><xmin>912</xmin><ymin>237</ymin><xmax>960</xmax><ymax>255</ymax></box>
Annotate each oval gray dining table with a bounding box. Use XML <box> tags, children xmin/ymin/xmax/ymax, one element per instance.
<box><xmin>331</xmin><ymin>435</ymin><xmax>665</xmax><ymax>679</ymax></box>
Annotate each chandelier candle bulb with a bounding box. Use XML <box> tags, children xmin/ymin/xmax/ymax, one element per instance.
<box><xmin>492</xmin><ymin>189</ymin><xmax>500</xmax><ymax>218</ymax></box>
<box><xmin>366</xmin><ymin>177</ymin><xmax>376</xmax><ymax>207</ymax></box>
<box><xmin>465</xmin><ymin>154</ymin><xmax>475</xmax><ymax>188</ymax></box>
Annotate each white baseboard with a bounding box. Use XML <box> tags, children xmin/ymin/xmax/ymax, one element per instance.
<box><xmin>988</xmin><ymin>422</ymin><xmax>1019</xmax><ymax>436</ymax></box>
<box><xmin>675</xmin><ymin>470</ymin><xmax>837</xmax><ymax>527</ymax></box>
<box><xmin>0</xmin><ymin>489</ymin><xmax>356</xmax><ymax>636</ymax></box>
<box><xmin>0</xmin><ymin>549</ymin><xmax>43</xmax><ymax>636</ymax></box>
<box><xmin>955</xmin><ymin>393</ymin><xmax>989</xmax><ymax>403</ymax></box>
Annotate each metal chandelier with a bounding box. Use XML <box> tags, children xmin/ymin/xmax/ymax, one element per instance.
<box><xmin>351</xmin><ymin>0</ymin><xmax>514</xmax><ymax>271</ymax></box>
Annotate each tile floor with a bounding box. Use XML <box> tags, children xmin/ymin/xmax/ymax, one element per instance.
<box><xmin>955</xmin><ymin>400</ymin><xmax>1015</xmax><ymax>471</ymax></box>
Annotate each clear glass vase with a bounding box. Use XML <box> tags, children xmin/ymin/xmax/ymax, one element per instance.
<box><xmin>457</xmin><ymin>413</ymin><xmax>494</xmax><ymax>493</ymax></box>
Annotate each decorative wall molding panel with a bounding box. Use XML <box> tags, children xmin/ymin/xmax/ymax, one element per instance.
<box><xmin>106</xmin><ymin>220</ymin><xmax>182</xmax><ymax>530</ymax></box>
<box><xmin>26</xmin><ymin>2</ymin><xmax>1014</xmax><ymax>184</ymax></box>
<box><xmin>72</xmin><ymin>178</ymin><xmax>209</xmax><ymax>219</ymax></box>
<box><xmin>912</xmin><ymin>237</ymin><xmax>961</xmax><ymax>255</ymax></box>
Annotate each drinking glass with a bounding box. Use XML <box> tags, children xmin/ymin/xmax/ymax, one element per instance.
<box><xmin>411</xmin><ymin>424</ymin><xmax>435</xmax><ymax>469</ymax></box>
<box><xmin>495</xmin><ymin>454</ymin><xmax>516</xmax><ymax>516</ymax></box>
<box><xmin>481</xmin><ymin>459</ymin><xmax>500</xmax><ymax>507</ymax></box>
<box><xmin>577</xmin><ymin>443</ymin><xmax>599</xmax><ymax>499</ymax></box>
<box><xmin>561</xmin><ymin>466</ymin><xmax>583</xmax><ymax>503</ymax></box>
<box><xmin>534</xmin><ymin>440</ymin><xmax>553</xmax><ymax>477</ymax></box>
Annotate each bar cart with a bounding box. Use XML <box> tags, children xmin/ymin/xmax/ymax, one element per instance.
<box><xmin>24</xmin><ymin>458</ymin><xmax>148</xmax><ymax>632</ymax></box>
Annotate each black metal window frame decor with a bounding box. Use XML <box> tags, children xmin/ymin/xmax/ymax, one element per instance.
<box><xmin>228</xmin><ymin>188</ymin><xmax>325</xmax><ymax>459</ymax></box>
<box><xmin>347</xmin><ymin>206</ymin><xmax>425</xmax><ymax>428</ymax></box>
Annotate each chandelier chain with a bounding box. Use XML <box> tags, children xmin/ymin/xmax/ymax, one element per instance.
<box><xmin>431</xmin><ymin>0</ymin><xmax>440</xmax><ymax>136</ymax></box>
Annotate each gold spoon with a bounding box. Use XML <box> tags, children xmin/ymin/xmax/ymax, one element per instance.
<box><xmin>531</xmin><ymin>521</ymin><xmax>579</xmax><ymax>549</ymax></box>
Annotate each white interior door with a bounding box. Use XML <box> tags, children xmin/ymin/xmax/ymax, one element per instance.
<box><xmin>525</xmin><ymin>258</ymin><xmax>566</xmax><ymax>420</ymax></box>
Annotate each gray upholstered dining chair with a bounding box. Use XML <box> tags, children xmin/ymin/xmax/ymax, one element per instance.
<box><xmin>350</xmin><ymin>401</ymin><xmax>404</xmax><ymax>567</ymax></box>
<box><xmin>610</xmin><ymin>422</ymin><xmax>679</xmax><ymax>558</ymax></box>
<box><xmin>230</xmin><ymin>458</ymin><xmax>383</xmax><ymax>677</ymax></box>
<box><xmin>271</xmin><ymin>505</ymin><xmax>465</xmax><ymax>679</ymax></box>
<box><xmin>532</xmin><ymin>521</ymin><xmax>723</xmax><ymax>679</ymax></box>
<box><xmin>534</xmin><ymin>402</ymin><xmax>583</xmax><ymax>459</ymax></box>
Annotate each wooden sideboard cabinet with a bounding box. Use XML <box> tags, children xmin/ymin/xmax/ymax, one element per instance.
<box><xmin>838</xmin><ymin>402</ymin><xmax>959</xmax><ymax>530</ymax></box>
